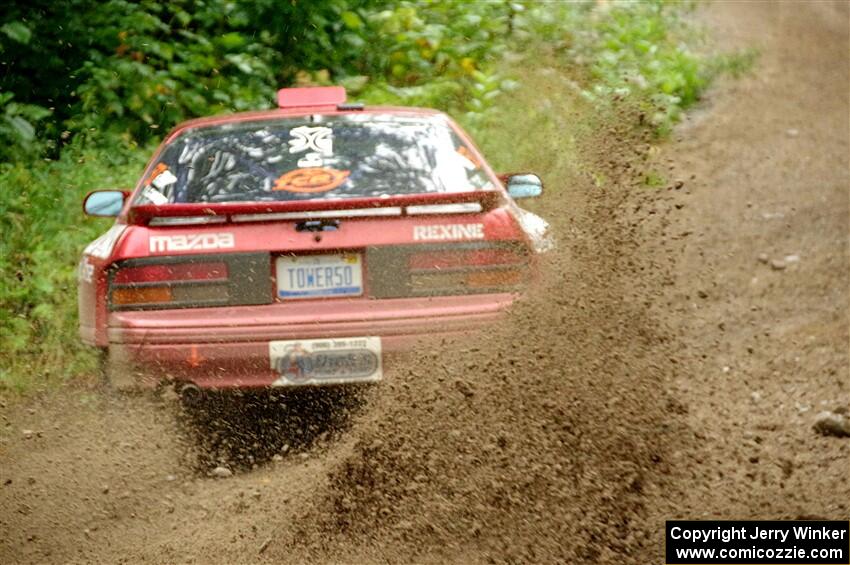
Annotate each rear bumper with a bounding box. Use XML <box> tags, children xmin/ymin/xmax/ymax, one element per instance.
<box><xmin>106</xmin><ymin>293</ymin><xmax>514</xmax><ymax>389</ymax></box>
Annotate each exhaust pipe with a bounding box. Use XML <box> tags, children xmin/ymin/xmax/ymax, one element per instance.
<box><xmin>179</xmin><ymin>383</ymin><xmax>203</xmax><ymax>407</ymax></box>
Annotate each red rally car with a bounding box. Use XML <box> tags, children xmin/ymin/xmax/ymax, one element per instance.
<box><xmin>78</xmin><ymin>86</ymin><xmax>550</xmax><ymax>396</ymax></box>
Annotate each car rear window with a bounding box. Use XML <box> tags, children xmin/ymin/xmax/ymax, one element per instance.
<box><xmin>134</xmin><ymin>114</ymin><xmax>494</xmax><ymax>205</ymax></box>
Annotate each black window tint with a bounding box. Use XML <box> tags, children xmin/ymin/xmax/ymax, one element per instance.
<box><xmin>135</xmin><ymin>114</ymin><xmax>493</xmax><ymax>204</ymax></box>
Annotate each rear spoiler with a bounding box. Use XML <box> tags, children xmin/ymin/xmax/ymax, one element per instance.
<box><xmin>126</xmin><ymin>190</ymin><xmax>503</xmax><ymax>225</ymax></box>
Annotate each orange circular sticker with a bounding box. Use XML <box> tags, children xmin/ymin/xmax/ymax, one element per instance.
<box><xmin>273</xmin><ymin>167</ymin><xmax>350</xmax><ymax>193</ymax></box>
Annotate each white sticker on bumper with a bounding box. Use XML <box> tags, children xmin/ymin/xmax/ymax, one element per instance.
<box><xmin>269</xmin><ymin>336</ymin><xmax>382</xmax><ymax>386</ymax></box>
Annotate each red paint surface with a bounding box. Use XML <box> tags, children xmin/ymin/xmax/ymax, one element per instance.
<box><xmin>276</xmin><ymin>86</ymin><xmax>346</xmax><ymax>108</ymax></box>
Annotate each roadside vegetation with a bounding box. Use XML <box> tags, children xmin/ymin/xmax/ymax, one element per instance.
<box><xmin>0</xmin><ymin>0</ymin><xmax>751</xmax><ymax>392</ymax></box>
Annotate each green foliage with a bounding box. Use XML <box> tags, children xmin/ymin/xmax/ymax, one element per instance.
<box><xmin>472</xmin><ymin>0</ymin><xmax>744</xmax><ymax>135</ymax></box>
<box><xmin>562</xmin><ymin>1</ymin><xmax>708</xmax><ymax>132</ymax></box>
<box><xmin>643</xmin><ymin>170</ymin><xmax>667</xmax><ymax>188</ymax></box>
<box><xmin>0</xmin><ymin>145</ymin><xmax>148</xmax><ymax>390</ymax></box>
<box><xmin>0</xmin><ymin>17</ymin><xmax>51</xmax><ymax>161</ymax></box>
<box><xmin>64</xmin><ymin>0</ymin><xmax>302</xmax><ymax>143</ymax></box>
<box><xmin>352</xmin><ymin>1</ymin><xmax>515</xmax><ymax>121</ymax></box>
<box><xmin>0</xmin><ymin>0</ymin><xmax>533</xmax><ymax>158</ymax></box>
<box><xmin>1</xmin><ymin>20</ymin><xmax>32</xmax><ymax>44</ymax></box>
<box><xmin>0</xmin><ymin>93</ymin><xmax>52</xmax><ymax>161</ymax></box>
<box><xmin>0</xmin><ymin>0</ymin><xmax>744</xmax><ymax>160</ymax></box>
<box><xmin>707</xmin><ymin>47</ymin><xmax>759</xmax><ymax>79</ymax></box>
<box><xmin>0</xmin><ymin>0</ymin><xmax>380</xmax><ymax>157</ymax></box>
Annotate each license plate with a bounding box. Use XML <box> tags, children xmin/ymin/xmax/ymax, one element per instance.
<box><xmin>269</xmin><ymin>337</ymin><xmax>382</xmax><ymax>386</ymax></box>
<box><xmin>276</xmin><ymin>253</ymin><xmax>362</xmax><ymax>299</ymax></box>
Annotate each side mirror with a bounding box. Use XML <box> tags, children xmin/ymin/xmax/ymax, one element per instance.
<box><xmin>506</xmin><ymin>173</ymin><xmax>544</xmax><ymax>199</ymax></box>
<box><xmin>83</xmin><ymin>190</ymin><xmax>129</xmax><ymax>217</ymax></box>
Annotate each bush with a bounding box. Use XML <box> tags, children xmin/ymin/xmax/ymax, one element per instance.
<box><xmin>0</xmin><ymin>92</ymin><xmax>51</xmax><ymax>162</ymax></box>
<box><xmin>0</xmin><ymin>145</ymin><xmax>148</xmax><ymax>390</ymax></box>
<box><xmin>1</xmin><ymin>0</ymin><xmax>743</xmax><ymax>159</ymax></box>
<box><xmin>506</xmin><ymin>1</ymin><xmax>715</xmax><ymax>134</ymax></box>
<box><xmin>0</xmin><ymin>0</ymin><xmax>518</xmax><ymax>157</ymax></box>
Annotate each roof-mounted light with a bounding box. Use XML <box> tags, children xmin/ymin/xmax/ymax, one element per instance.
<box><xmin>277</xmin><ymin>86</ymin><xmax>347</xmax><ymax>109</ymax></box>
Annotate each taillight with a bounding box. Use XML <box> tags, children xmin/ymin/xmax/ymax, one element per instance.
<box><xmin>113</xmin><ymin>262</ymin><xmax>228</xmax><ymax>284</ymax></box>
<box><xmin>465</xmin><ymin>269</ymin><xmax>524</xmax><ymax>288</ymax></box>
<box><xmin>108</xmin><ymin>254</ymin><xmax>271</xmax><ymax>311</ymax></box>
<box><xmin>408</xmin><ymin>247</ymin><xmax>526</xmax><ymax>293</ymax></box>
<box><xmin>367</xmin><ymin>242</ymin><xmax>530</xmax><ymax>298</ymax></box>
<box><xmin>110</xmin><ymin>260</ymin><xmax>229</xmax><ymax>308</ymax></box>
<box><xmin>112</xmin><ymin>286</ymin><xmax>173</xmax><ymax>305</ymax></box>
<box><xmin>408</xmin><ymin>248</ymin><xmax>524</xmax><ymax>270</ymax></box>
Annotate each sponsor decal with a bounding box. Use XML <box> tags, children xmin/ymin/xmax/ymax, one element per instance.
<box><xmin>288</xmin><ymin>125</ymin><xmax>333</xmax><ymax>168</ymax></box>
<box><xmin>144</xmin><ymin>162</ymin><xmax>169</xmax><ymax>186</ymax></box>
<box><xmin>77</xmin><ymin>257</ymin><xmax>94</xmax><ymax>283</ymax></box>
<box><xmin>515</xmin><ymin>207</ymin><xmax>554</xmax><ymax>253</ymax></box>
<box><xmin>141</xmin><ymin>162</ymin><xmax>176</xmax><ymax>204</ymax></box>
<box><xmin>412</xmin><ymin>223</ymin><xmax>485</xmax><ymax>241</ymax></box>
<box><xmin>142</xmin><ymin>186</ymin><xmax>169</xmax><ymax>205</ymax></box>
<box><xmin>296</xmin><ymin>153</ymin><xmax>324</xmax><ymax>168</ymax></box>
<box><xmin>288</xmin><ymin>126</ymin><xmax>333</xmax><ymax>155</ymax></box>
<box><xmin>83</xmin><ymin>224</ymin><xmax>126</xmax><ymax>259</ymax></box>
<box><xmin>273</xmin><ymin>167</ymin><xmax>350</xmax><ymax>193</ymax></box>
<box><xmin>149</xmin><ymin>232</ymin><xmax>235</xmax><ymax>253</ymax></box>
<box><xmin>151</xmin><ymin>169</ymin><xmax>177</xmax><ymax>190</ymax></box>
<box><xmin>269</xmin><ymin>337</ymin><xmax>382</xmax><ymax>385</ymax></box>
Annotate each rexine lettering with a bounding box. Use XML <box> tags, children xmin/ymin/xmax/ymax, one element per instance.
<box><xmin>412</xmin><ymin>223</ymin><xmax>485</xmax><ymax>241</ymax></box>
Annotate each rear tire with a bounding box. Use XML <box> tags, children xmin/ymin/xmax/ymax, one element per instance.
<box><xmin>95</xmin><ymin>347</ymin><xmax>112</xmax><ymax>390</ymax></box>
<box><xmin>97</xmin><ymin>346</ymin><xmax>152</xmax><ymax>392</ymax></box>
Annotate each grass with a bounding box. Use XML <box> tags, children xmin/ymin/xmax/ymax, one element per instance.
<box><xmin>0</xmin><ymin>146</ymin><xmax>149</xmax><ymax>392</ymax></box>
<box><xmin>707</xmin><ymin>47</ymin><xmax>759</xmax><ymax>79</ymax></box>
<box><xmin>643</xmin><ymin>171</ymin><xmax>667</xmax><ymax>188</ymax></box>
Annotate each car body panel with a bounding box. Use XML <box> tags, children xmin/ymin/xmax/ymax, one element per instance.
<box><xmin>105</xmin><ymin>294</ymin><xmax>512</xmax><ymax>389</ymax></box>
